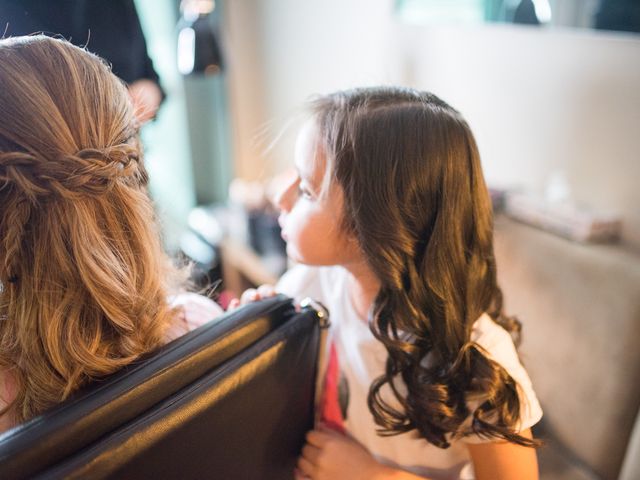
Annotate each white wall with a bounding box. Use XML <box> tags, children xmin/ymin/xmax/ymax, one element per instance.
<box><xmin>223</xmin><ymin>0</ymin><xmax>640</xmax><ymax>247</ymax></box>
<box><xmin>224</xmin><ymin>0</ymin><xmax>403</xmax><ymax>179</ymax></box>
<box><xmin>402</xmin><ymin>24</ymin><xmax>640</xmax><ymax>247</ymax></box>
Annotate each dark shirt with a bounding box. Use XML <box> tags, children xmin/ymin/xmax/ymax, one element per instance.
<box><xmin>595</xmin><ymin>0</ymin><xmax>640</xmax><ymax>34</ymax></box>
<box><xmin>0</xmin><ymin>0</ymin><xmax>162</xmax><ymax>86</ymax></box>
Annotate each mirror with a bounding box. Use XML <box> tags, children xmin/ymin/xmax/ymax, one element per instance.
<box><xmin>396</xmin><ymin>0</ymin><xmax>640</xmax><ymax>34</ymax></box>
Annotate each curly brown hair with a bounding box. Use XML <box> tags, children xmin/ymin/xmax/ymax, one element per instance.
<box><xmin>310</xmin><ymin>87</ymin><xmax>539</xmax><ymax>448</ymax></box>
<box><xmin>0</xmin><ymin>36</ymin><xmax>186</xmax><ymax>424</ymax></box>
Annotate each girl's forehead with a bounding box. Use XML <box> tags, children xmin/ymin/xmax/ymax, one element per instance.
<box><xmin>294</xmin><ymin>119</ymin><xmax>325</xmax><ymax>183</ymax></box>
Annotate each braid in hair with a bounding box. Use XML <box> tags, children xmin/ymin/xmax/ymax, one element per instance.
<box><xmin>0</xmin><ymin>144</ymin><xmax>146</xmax><ymax>201</ymax></box>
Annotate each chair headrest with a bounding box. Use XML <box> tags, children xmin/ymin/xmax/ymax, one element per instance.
<box><xmin>0</xmin><ymin>295</ymin><xmax>299</xmax><ymax>475</ymax></box>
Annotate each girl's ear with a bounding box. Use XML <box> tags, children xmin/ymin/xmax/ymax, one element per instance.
<box><xmin>344</xmin><ymin>230</ymin><xmax>363</xmax><ymax>256</ymax></box>
<box><xmin>347</xmin><ymin>232</ymin><xmax>359</xmax><ymax>245</ymax></box>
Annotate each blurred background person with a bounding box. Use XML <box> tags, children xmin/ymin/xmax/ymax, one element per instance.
<box><xmin>0</xmin><ymin>0</ymin><xmax>165</xmax><ymax>122</ymax></box>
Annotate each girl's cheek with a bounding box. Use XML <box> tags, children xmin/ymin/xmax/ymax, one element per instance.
<box><xmin>282</xmin><ymin>205</ymin><xmax>302</xmax><ymax>233</ymax></box>
<box><xmin>288</xmin><ymin>206</ymin><xmax>315</xmax><ymax>239</ymax></box>
<box><xmin>289</xmin><ymin>201</ymin><xmax>307</xmax><ymax>219</ymax></box>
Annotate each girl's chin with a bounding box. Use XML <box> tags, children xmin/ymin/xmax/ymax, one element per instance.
<box><xmin>285</xmin><ymin>244</ymin><xmax>297</xmax><ymax>260</ymax></box>
<box><xmin>285</xmin><ymin>246</ymin><xmax>310</xmax><ymax>266</ymax></box>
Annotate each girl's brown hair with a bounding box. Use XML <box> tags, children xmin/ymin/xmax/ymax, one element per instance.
<box><xmin>0</xmin><ymin>36</ymin><xmax>185</xmax><ymax>423</ymax></box>
<box><xmin>311</xmin><ymin>87</ymin><xmax>538</xmax><ymax>448</ymax></box>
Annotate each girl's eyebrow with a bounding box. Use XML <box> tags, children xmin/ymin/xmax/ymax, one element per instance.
<box><xmin>295</xmin><ymin>165</ymin><xmax>312</xmax><ymax>183</ymax></box>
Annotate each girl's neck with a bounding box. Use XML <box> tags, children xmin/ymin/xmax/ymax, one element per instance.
<box><xmin>342</xmin><ymin>260</ymin><xmax>380</xmax><ymax>322</ymax></box>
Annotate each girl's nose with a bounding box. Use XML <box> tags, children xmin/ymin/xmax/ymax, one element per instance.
<box><xmin>274</xmin><ymin>182</ymin><xmax>293</xmax><ymax>212</ymax></box>
<box><xmin>271</xmin><ymin>169</ymin><xmax>298</xmax><ymax>212</ymax></box>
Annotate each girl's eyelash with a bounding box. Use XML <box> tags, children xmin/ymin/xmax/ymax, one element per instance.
<box><xmin>297</xmin><ymin>183</ymin><xmax>313</xmax><ymax>198</ymax></box>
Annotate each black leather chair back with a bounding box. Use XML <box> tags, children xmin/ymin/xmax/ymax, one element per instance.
<box><xmin>0</xmin><ymin>295</ymin><xmax>324</xmax><ymax>479</ymax></box>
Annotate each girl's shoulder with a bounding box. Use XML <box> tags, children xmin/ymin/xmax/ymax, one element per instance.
<box><xmin>468</xmin><ymin>313</ymin><xmax>543</xmax><ymax>434</ymax></box>
<box><xmin>470</xmin><ymin>314</ymin><xmax>525</xmax><ymax>379</ymax></box>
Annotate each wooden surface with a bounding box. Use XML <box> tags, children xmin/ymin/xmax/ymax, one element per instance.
<box><xmin>219</xmin><ymin>238</ymin><xmax>280</xmax><ymax>296</ymax></box>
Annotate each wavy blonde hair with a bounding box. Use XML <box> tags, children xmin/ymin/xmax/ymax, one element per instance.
<box><xmin>0</xmin><ymin>36</ymin><xmax>186</xmax><ymax>423</ymax></box>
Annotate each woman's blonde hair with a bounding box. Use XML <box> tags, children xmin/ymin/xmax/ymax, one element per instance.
<box><xmin>0</xmin><ymin>35</ymin><xmax>185</xmax><ymax>423</ymax></box>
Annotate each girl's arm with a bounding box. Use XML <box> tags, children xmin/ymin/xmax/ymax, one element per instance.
<box><xmin>295</xmin><ymin>427</ymin><xmax>428</xmax><ymax>480</ymax></box>
<box><xmin>295</xmin><ymin>426</ymin><xmax>539</xmax><ymax>480</ymax></box>
<box><xmin>467</xmin><ymin>428</ymin><xmax>539</xmax><ymax>480</ymax></box>
<box><xmin>375</xmin><ymin>429</ymin><xmax>540</xmax><ymax>480</ymax></box>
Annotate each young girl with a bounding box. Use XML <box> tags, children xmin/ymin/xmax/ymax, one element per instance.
<box><xmin>272</xmin><ymin>87</ymin><xmax>543</xmax><ymax>479</ymax></box>
<box><xmin>0</xmin><ymin>36</ymin><xmax>222</xmax><ymax>432</ymax></box>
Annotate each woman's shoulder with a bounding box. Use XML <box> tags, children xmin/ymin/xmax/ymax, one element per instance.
<box><xmin>168</xmin><ymin>292</ymin><xmax>224</xmax><ymax>333</ymax></box>
<box><xmin>0</xmin><ymin>368</ymin><xmax>18</xmax><ymax>433</ymax></box>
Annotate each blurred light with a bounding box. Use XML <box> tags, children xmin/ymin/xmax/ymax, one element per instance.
<box><xmin>177</xmin><ymin>0</ymin><xmax>223</xmax><ymax>76</ymax></box>
<box><xmin>183</xmin><ymin>0</ymin><xmax>215</xmax><ymax>20</ymax></box>
<box><xmin>533</xmin><ymin>0</ymin><xmax>552</xmax><ymax>23</ymax></box>
<box><xmin>177</xmin><ymin>27</ymin><xmax>196</xmax><ymax>75</ymax></box>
